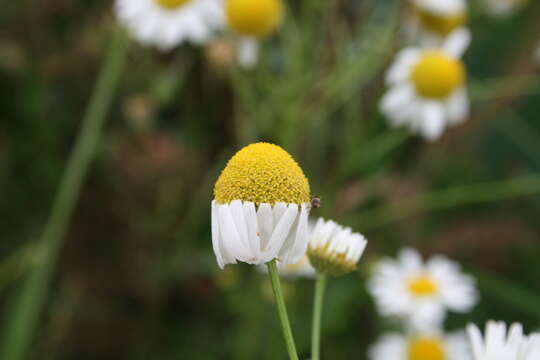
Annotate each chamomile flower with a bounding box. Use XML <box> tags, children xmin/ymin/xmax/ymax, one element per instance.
<box><xmin>307</xmin><ymin>218</ymin><xmax>368</xmax><ymax>276</ymax></box>
<box><xmin>380</xmin><ymin>29</ymin><xmax>471</xmax><ymax>140</ymax></box>
<box><xmin>225</xmin><ymin>0</ymin><xmax>282</xmax><ymax>68</ymax></box>
<box><xmin>211</xmin><ymin>143</ymin><xmax>311</xmax><ymax>269</ymax></box>
<box><xmin>467</xmin><ymin>321</ymin><xmax>540</xmax><ymax>360</ymax></box>
<box><xmin>482</xmin><ymin>0</ymin><xmax>529</xmax><ymax>17</ymax></box>
<box><xmin>115</xmin><ymin>0</ymin><xmax>224</xmax><ymax>50</ymax></box>
<box><xmin>406</xmin><ymin>0</ymin><xmax>468</xmax><ymax>46</ymax></box>
<box><xmin>367</xmin><ymin>248</ymin><xmax>478</xmax><ymax>329</ymax></box>
<box><xmin>369</xmin><ymin>330</ymin><xmax>471</xmax><ymax>360</ymax></box>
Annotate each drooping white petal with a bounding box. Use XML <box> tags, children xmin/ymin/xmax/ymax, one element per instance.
<box><xmin>418</xmin><ymin>101</ymin><xmax>446</xmax><ymax>140</ymax></box>
<box><xmin>443</xmin><ymin>28</ymin><xmax>471</xmax><ymax>58</ymax></box>
<box><xmin>263</xmin><ymin>204</ymin><xmax>298</xmax><ymax>260</ymax></box>
<box><xmin>217</xmin><ymin>204</ymin><xmax>252</xmax><ymax>262</ymax></box>
<box><xmin>446</xmin><ymin>88</ymin><xmax>469</xmax><ymax>125</ymax></box>
<box><xmin>237</xmin><ymin>37</ymin><xmax>259</xmax><ymax>69</ymax></box>
<box><xmin>211</xmin><ymin>201</ymin><xmax>225</xmax><ymax>268</ymax></box>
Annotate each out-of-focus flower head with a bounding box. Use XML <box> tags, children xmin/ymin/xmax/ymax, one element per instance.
<box><xmin>367</xmin><ymin>247</ymin><xmax>478</xmax><ymax>330</ymax></box>
<box><xmin>115</xmin><ymin>0</ymin><xmax>224</xmax><ymax>50</ymax></box>
<box><xmin>406</xmin><ymin>0</ymin><xmax>468</xmax><ymax>46</ymax></box>
<box><xmin>369</xmin><ymin>329</ymin><xmax>471</xmax><ymax>360</ymax></box>
<box><xmin>211</xmin><ymin>143</ymin><xmax>311</xmax><ymax>269</ymax></box>
<box><xmin>307</xmin><ymin>218</ymin><xmax>367</xmax><ymax>277</ymax></box>
<box><xmin>467</xmin><ymin>321</ymin><xmax>540</xmax><ymax>360</ymax></box>
<box><xmin>224</xmin><ymin>0</ymin><xmax>282</xmax><ymax>68</ymax></box>
<box><xmin>380</xmin><ymin>29</ymin><xmax>471</xmax><ymax>141</ymax></box>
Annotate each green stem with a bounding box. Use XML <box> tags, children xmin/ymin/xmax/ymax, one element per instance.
<box><xmin>311</xmin><ymin>273</ymin><xmax>327</xmax><ymax>360</ymax></box>
<box><xmin>0</xmin><ymin>27</ymin><xmax>128</xmax><ymax>360</ymax></box>
<box><xmin>266</xmin><ymin>260</ymin><xmax>299</xmax><ymax>360</ymax></box>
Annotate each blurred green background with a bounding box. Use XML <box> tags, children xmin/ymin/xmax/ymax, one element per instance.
<box><xmin>1</xmin><ymin>0</ymin><xmax>540</xmax><ymax>359</ymax></box>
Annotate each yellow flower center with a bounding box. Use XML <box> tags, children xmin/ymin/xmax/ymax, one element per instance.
<box><xmin>226</xmin><ymin>0</ymin><xmax>282</xmax><ymax>37</ymax></box>
<box><xmin>411</xmin><ymin>51</ymin><xmax>465</xmax><ymax>99</ymax></box>
<box><xmin>214</xmin><ymin>142</ymin><xmax>311</xmax><ymax>205</ymax></box>
<box><xmin>415</xmin><ymin>8</ymin><xmax>466</xmax><ymax>36</ymax></box>
<box><xmin>408</xmin><ymin>337</ymin><xmax>446</xmax><ymax>360</ymax></box>
<box><xmin>408</xmin><ymin>275</ymin><xmax>438</xmax><ymax>296</ymax></box>
<box><xmin>155</xmin><ymin>0</ymin><xmax>191</xmax><ymax>10</ymax></box>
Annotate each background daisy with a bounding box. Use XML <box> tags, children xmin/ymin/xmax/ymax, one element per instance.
<box><xmin>115</xmin><ymin>0</ymin><xmax>224</xmax><ymax>50</ymax></box>
<box><xmin>367</xmin><ymin>247</ymin><xmax>478</xmax><ymax>330</ymax></box>
<box><xmin>380</xmin><ymin>29</ymin><xmax>470</xmax><ymax>140</ymax></box>
<box><xmin>369</xmin><ymin>330</ymin><xmax>471</xmax><ymax>360</ymax></box>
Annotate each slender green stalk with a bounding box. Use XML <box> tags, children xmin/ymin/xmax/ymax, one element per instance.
<box><xmin>1</xmin><ymin>27</ymin><xmax>128</xmax><ymax>360</ymax></box>
<box><xmin>266</xmin><ymin>260</ymin><xmax>299</xmax><ymax>360</ymax></box>
<box><xmin>311</xmin><ymin>273</ymin><xmax>327</xmax><ymax>360</ymax></box>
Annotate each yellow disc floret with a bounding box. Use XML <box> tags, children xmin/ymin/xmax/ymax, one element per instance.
<box><xmin>226</xmin><ymin>0</ymin><xmax>282</xmax><ymax>37</ymax></box>
<box><xmin>214</xmin><ymin>142</ymin><xmax>310</xmax><ymax>205</ymax></box>
<box><xmin>411</xmin><ymin>51</ymin><xmax>465</xmax><ymax>99</ymax></box>
<box><xmin>408</xmin><ymin>337</ymin><xmax>446</xmax><ymax>360</ymax></box>
<box><xmin>408</xmin><ymin>275</ymin><xmax>439</xmax><ymax>296</ymax></box>
<box><xmin>155</xmin><ymin>0</ymin><xmax>192</xmax><ymax>9</ymax></box>
<box><xmin>415</xmin><ymin>8</ymin><xmax>466</xmax><ymax>36</ymax></box>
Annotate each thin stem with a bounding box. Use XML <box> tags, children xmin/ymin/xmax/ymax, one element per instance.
<box><xmin>0</xmin><ymin>27</ymin><xmax>128</xmax><ymax>360</ymax></box>
<box><xmin>266</xmin><ymin>260</ymin><xmax>299</xmax><ymax>360</ymax></box>
<box><xmin>311</xmin><ymin>273</ymin><xmax>328</xmax><ymax>360</ymax></box>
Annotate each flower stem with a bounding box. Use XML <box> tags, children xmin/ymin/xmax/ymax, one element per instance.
<box><xmin>311</xmin><ymin>273</ymin><xmax>327</xmax><ymax>360</ymax></box>
<box><xmin>0</xmin><ymin>27</ymin><xmax>128</xmax><ymax>360</ymax></box>
<box><xmin>266</xmin><ymin>260</ymin><xmax>299</xmax><ymax>360</ymax></box>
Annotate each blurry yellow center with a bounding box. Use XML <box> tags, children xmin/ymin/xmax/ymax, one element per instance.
<box><xmin>155</xmin><ymin>0</ymin><xmax>191</xmax><ymax>9</ymax></box>
<box><xmin>411</xmin><ymin>51</ymin><xmax>465</xmax><ymax>99</ymax></box>
<box><xmin>226</xmin><ymin>0</ymin><xmax>282</xmax><ymax>37</ymax></box>
<box><xmin>408</xmin><ymin>337</ymin><xmax>445</xmax><ymax>360</ymax></box>
<box><xmin>408</xmin><ymin>275</ymin><xmax>438</xmax><ymax>296</ymax></box>
<box><xmin>415</xmin><ymin>8</ymin><xmax>466</xmax><ymax>36</ymax></box>
<box><xmin>214</xmin><ymin>142</ymin><xmax>311</xmax><ymax>205</ymax></box>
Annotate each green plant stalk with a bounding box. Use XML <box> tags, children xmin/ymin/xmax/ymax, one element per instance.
<box><xmin>0</xmin><ymin>27</ymin><xmax>128</xmax><ymax>360</ymax></box>
<box><xmin>311</xmin><ymin>273</ymin><xmax>327</xmax><ymax>360</ymax></box>
<box><xmin>266</xmin><ymin>260</ymin><xmax>299</xmax><ymax>360</ymax></box>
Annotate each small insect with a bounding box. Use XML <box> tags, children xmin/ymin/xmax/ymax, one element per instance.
<box><xmin>311</xmin><ymin>196</ymin><xmax>321</xmax><ymax>209</ymax></box>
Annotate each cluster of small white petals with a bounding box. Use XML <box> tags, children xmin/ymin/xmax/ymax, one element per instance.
<box><xmin>310</xmin><ymin>218</ymin><xmax>367</xmax><ymax>263</ymax></box>
<box><xmin>467</xmin><ymin>321</ymin><xmax>540</xmax><ymax>360</ymax></box>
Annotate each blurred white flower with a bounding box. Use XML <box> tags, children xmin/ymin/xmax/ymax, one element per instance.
<box><xmin>380</xmin><ymin>29</ymin><xmax>471</xmax><ymax>141</ymax></box>
<box><xmin>482</xmin><ymin>0</ymin><xmax>529</xmax><ymax>17</ymax></box>
<box><xmin>369</xmin><ymin>329</ymin><xmax>471</xmax><ymax>360</ymax></box>
<box><xmin>307</xmin><ymin>218</ymin><xmax>368</xmax><ymax>276</ymax></box>
<box><xmin>367</xmin><ymin>247</ymin><xmax>478</xmax><ymax>330</ymax></box>
<box><xmin>115</xmin><ymin>0</ymin><xmax>224</xmax><ymax>50</ymax></box>
<box><xmin>405</xmin><ymin>0</ymin><xmax>467</xmax><ymax>46</ymax></box>
<box><xmin>225</xmin><ymin>0</ymin><xmax>282</xmax><ymax>68</ymax></box>
<box><xmin>467</xmin><ymin>321</ymin><xmax>540</xmax><ymax>360</ymax></box>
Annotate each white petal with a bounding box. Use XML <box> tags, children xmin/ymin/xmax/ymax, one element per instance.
<box><xmin>237</xmin><ymin>37</ymin><xmax>259</xmax><ymax>69</ymax></box>
<box><xmin>446</xmin><ymin>89</ymin><xmax>469</xmax><ymax>125</ymax></box>
<box><xmin>243</xmin><ymin>201</ymin><xmax>261</xmax><ymax>261</ymax></box>
<box><xmin>218</xmin><ymin>204</ymin><xmax>252</xmax><ymax>262</ymax></box>
<box><xmin>211</xmin><ymin>201</ymin><xmax>225</xmax><ymax>268</ymax></box>
<box><xmin>418</xmin><ymin>101</ymin><xmax>446</xmax><ymax>140</ymax></box>
<box><xmin>280</xmin><ymin>204</ymin><xmax>310</xmax><ymax>264</ymax></box>
<box><xmin>263</xmin><ymin>204</ymin><xmax>298</xmax><ymax>260</ymax></box>
<box><xmin>257</xmin><ymin>204</ymin><xmax>274</xmax><ymax>251</ymax></box>
<box><xmin>443</xmin><ymin>28</ymin><xmax>471</xmax><ymax>58</ymax></box>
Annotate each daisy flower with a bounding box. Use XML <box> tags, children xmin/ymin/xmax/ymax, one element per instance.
<box><xmin>369</xmin><ymin>329</ymin><xmax>471</xmax><ymax>360</ymax></box>
<box><xmin>481</xmin><ymin>0</ymin><xmax>529</xmax><ymax>17</ymax></box>
<box><xmin>115</xmin><ymin>0</ymin><xmax>224</xmax><ymax>50</ymax></box>
<box><xmin>467</xmin><ymin>321</ymin><xmax>540</xmax><ymax>360</ymax></box>
<box><xmin>380</xmin><ymin>29</ymin><xmax>471</xmax><ymax>140</ymax></box>
<box><xmin>307</xmin><ymin>218</ymin><xmax>368</xmax><ymax>276</ymax></box>
<box><xmin>211</xmin><ymin>143</ymin><xmax>311</xmax><ymax>269</ymax></box>
<box><xmin>406</xmin><ymin>0</ymin><xmax>467</xmax><ymax>46</ymax></box>
<box><xmin>225</xmin><ymin>0</ymin><xmax>282</xmax><ymax>68</ymax></box>
<box><xmin>367</xmin><ymin>247</ymin><xmax>478</xmax><ymax>329</ymax></box>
